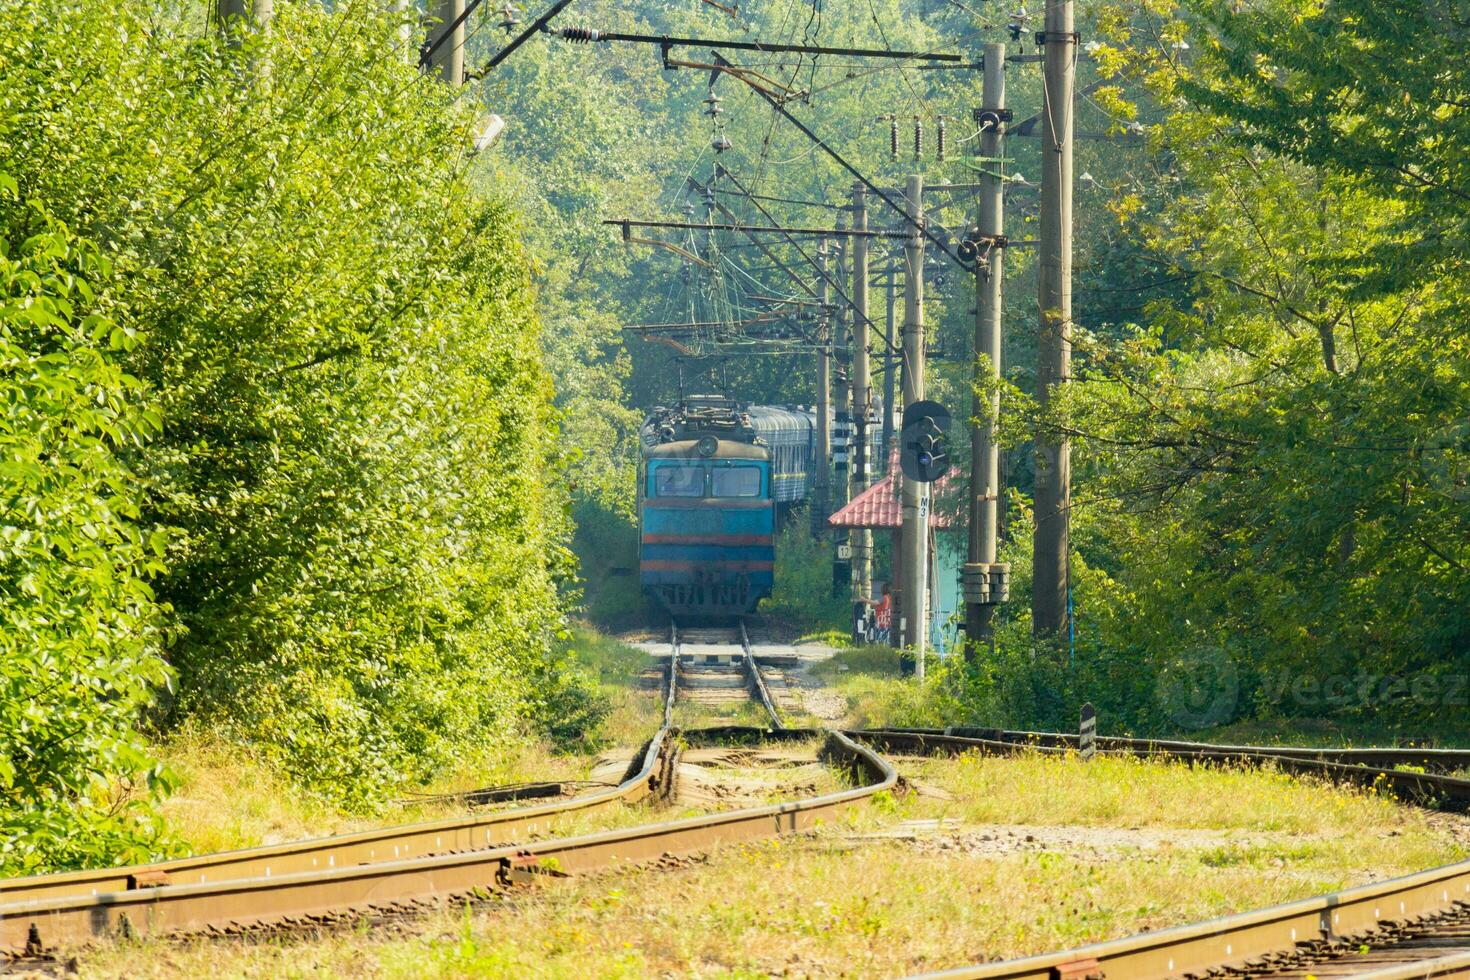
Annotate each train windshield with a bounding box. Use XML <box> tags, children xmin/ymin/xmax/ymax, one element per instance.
<box><xmin>652</xmin><ymin>463</ymin><xmax>705</xmax><ymax>497</ymax></box>
<box><xmin>711</xmin><ymin>465</ymin><xmax>761</xmax><ymax>498</ymax></box>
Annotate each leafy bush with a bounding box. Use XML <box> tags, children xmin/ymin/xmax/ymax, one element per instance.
<box><xmin>0</xmin><ymin>192</ymin><xmax>177</xmax><ymax>873</ymax></box>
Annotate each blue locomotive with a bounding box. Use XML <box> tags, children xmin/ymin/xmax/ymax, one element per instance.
<box><xmin>639</xmin><ymin>396</ymin><xmax>816</xmax><ymax>617</ymax></box>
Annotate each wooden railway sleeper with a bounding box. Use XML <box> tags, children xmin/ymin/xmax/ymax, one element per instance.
<box><xmin>497</xmin><ymin>852</ymin><xmax>571</xmax><ymax>888</ymax></box>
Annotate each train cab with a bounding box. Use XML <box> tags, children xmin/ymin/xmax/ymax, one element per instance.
<box><xmin>638</xmin><ymin>436</ymin><xmax>775</xmax><ymax>617</ymax></box>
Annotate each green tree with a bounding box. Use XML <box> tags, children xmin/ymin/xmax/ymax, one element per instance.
<box><xmin>1020</xmin><ymin>0</ymin><xmax>1470</xmax><ymax>733</ymax></box>
<box><xmin>0</xmin><ymin>2</ymin><xmax>576</xmax><ymax>808</ymax></box>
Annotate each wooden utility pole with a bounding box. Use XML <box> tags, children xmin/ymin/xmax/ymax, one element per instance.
<box><xmin>1032</xmin><ymin>0</ymin><xmax>1075</xmax><ymax>641</ymax></box>
<box><xmin>814</xmin><ymin>243</ymin><xmax>833</xmax><ymax>537</ymax></box>
<box><xmin>965</xmin><ymin>43</ymin><xmax>1010</xmax><ymax>651</ymax></box>
<box><xmin>428</xmin><ymin>0</ymin><xmax>466</xmax><ymax>86</ymax></box>
<box><xmin>850</xmin><ymin>183</ymin><xmax>873</xmax><ymax>608</ymax></box>
<box><xmin>899</xmin><ymin>174</ymin><xmax>928</xmax><ymax>676</ymax></box>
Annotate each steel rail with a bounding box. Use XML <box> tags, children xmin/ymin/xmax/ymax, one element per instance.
<box><xmin>1</xmin><ymin>728</ymin><xmax>895</xmax><ymax>954</ymax></box>
<box><xmin>739</xmin><ymin>618</ymin><xmax>784</xmax><ymax>730</ymax></box>
<box><xmin>0</xmin><ymin>735</ymin><xmax>671</xmax><ymax>909</ymax></box>
<box><xmin>664</xmin><ymin>621</ymin><xmax>680</xmax><ymax>730</ymax></box>
<box><xmin>912</xmin><ymin>860</ymin><xmax>1470</xmax><ymax>980</ymax></box>
<box><xmin>869</xmin><ymin>726</ymin><xmax>1470</xmax><ymax>774</ymax></box>
<box><xmin>1349</xmin><ymin>949</ymin><xmax>1470</xmax><ymax>980</ymax></box>
<box><xmin>854</xmin><ymin>730</ymin><xmax>1470</xmax><ymax>811</ymax></box>
<box><xmin>0</xmin><ymin>639</ymin><xmax>687</xmax><ymax>910</ymax></box>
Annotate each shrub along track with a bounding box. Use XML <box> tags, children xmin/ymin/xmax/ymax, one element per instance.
<box><xmin>5</xmin><ymin>664</ymin><xmax>1470</xmax><ymax>978</ymax></box>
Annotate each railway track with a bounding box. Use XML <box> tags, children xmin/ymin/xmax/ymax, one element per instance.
<box><xmin>668</xmin><ymin>617</ymin><xmax>784</xmax><ymax>728</ymax></box>
<box><xmin>0</xmin><ymin>624</ymin><xmax>845</xmax><ymax>959</ymax></box>
<box><xmin>5</xmin><ymin>649</ymin><xmax>1470</xmax><ymax>977</ymax></box>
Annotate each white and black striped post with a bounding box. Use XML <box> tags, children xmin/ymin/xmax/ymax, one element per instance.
<box><xmin>1079</xmin><ymin>702</ymin><xmax>1096</xmax><ymax>761</ymax></box>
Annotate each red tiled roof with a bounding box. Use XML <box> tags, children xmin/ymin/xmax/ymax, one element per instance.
<box><xmin>826</xmin><ymin>449</ymin><xmax>958</xmax><ymax>529</ymax></box>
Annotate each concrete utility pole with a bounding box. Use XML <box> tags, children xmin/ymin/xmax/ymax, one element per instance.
<box><xmin>391</xmin><ymin>0</ymin><xmax>416</xmax><ymax>63</ymax></box>
<box><xmin>899</xmin><ymin>174</ymin><xmax>928</xmax><ymax>678</ymax></box>
<box><xmin>850</xmin><ymin>183</ymin><xmax>873</xmax><ymax>608</ymax></box>
<box><xmin>814</xmin><ymin>243</ymin><xmax>833</xmax><ymax>537</ymax></box>
<box><xmin>833</xmin><ymin>213</ymin><xmax>851</xmax><ymax>517</ymax></box>
<box><xmin>217</xmin><ymin>0</ymin><xmax>272</xmax><ymax>30</ymax></box>
<box><xmin>883</xmin><ymin>257</ymin><xmax>898</xmax><ymax>468</ymax></box>
<box><xmin>428</xmin><ymin>0</ymin><xmax>466</xmax><ymax>86</ymax></box>
<box><xmin>1032</xmin><ymin>0</ymin><xmax>1076</xmax><ymax>641</ymax></box>
<box><xmin>965</xmin><ymin>43</ymin><xmax>1010</xmax><ymax>652</ymax></box>
<box><xmin>216</xmin><ymin>0</ymin><xmax>271</xmax><ymax>81</ymax></box>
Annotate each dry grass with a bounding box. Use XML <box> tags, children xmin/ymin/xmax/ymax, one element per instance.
<box><xmin>151</xmin><ymin>726</ymin><xmax>668</xmax><ymax>858</ymax></box>
<box><xmin>671</xmin><ymin>695</ymin><xmax>774</xmax><ymax>730</ymax></box>
<box><xmin>80</xmin><ymin>747</ymin><xmax>1468</xmax><ymax>979</ymax></box>
<box><xmin>899</xmin><ymin>750</ymin><xmax>1439</xmax><ymax>834</ymax></box>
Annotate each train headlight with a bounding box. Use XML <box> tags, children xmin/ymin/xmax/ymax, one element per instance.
<box><xmin>695</xmin><ymin>436</ymin><xmax>719</xmax><ymax>458</ymax></box>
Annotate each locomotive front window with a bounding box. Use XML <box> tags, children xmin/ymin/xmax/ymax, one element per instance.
<box><xmin>653</xmin><ymin>464</ymin><xmax>705</xmax><ymax>497</ymax></box>
<box><xmin>711</xmin><ymin>465</ymin><xmax>762</xmax><ymax>498</ymax></box>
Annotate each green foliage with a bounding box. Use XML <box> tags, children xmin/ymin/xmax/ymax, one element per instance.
<box><xmin>0</xmin><ymin>192</ymin><xmax>177</xmax><ymax>873</ymax></box>
<box><xmin>0</xmin><ymin>2</ymin><xmax>575</xmax><ymax>813</ymax></box>
<box><xmin>1181</xmin><ymin>0</ymin><xmax>1470</xmax><ymax>298</ymax></box>
<box><xmin>525</xmin><ymin>648</ymin><xmax>612</xmax><ymax>750</ymax></box>
<box><xmin>764</xmin><ymin>513</ymin><xmax>849</xmax><ymax>632</ymax></box>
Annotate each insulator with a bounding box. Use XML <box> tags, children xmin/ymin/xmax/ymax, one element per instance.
<box><xmin>711</xmin><ymin>132</ymin><xmax>732</xmax><ymax>153</ymax></box>
<box><xmin>913</xmin><ymin>118</ymin><xmax>923</xmax><ymax>160</ymax></box>
<box><xmin>559</xmin><ymin>26</ymin><xmax>603</xmax><ymax>42</ymax></box>
<box><xmin>937</xmin><ymin>117</ymin><xmax>947</xmax><ymax>162</ymax></box>
<box><xmin>703</xmin><ymin>94</ymin><xmax>723</xmax><ymax>117</ymax></box>
<box><xmin>497</xmin><ymin>1</ymin><xmax>520</xmax><ymax>33</ymax></box>
<box><xmin>889</xmin><ymin>117</ymin><xmax>899</xmax><ymax>158</ymax></box>
<box><xmin>1007</xmin><ymin>9</ymin><xmax>1028</xmax><ymax>42</ymax></box>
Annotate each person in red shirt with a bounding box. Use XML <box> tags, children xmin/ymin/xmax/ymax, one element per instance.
<box><xmin>872</xmin><ymin>583</ymin><xmax>892</xmax><ymax>644</ymax></box>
